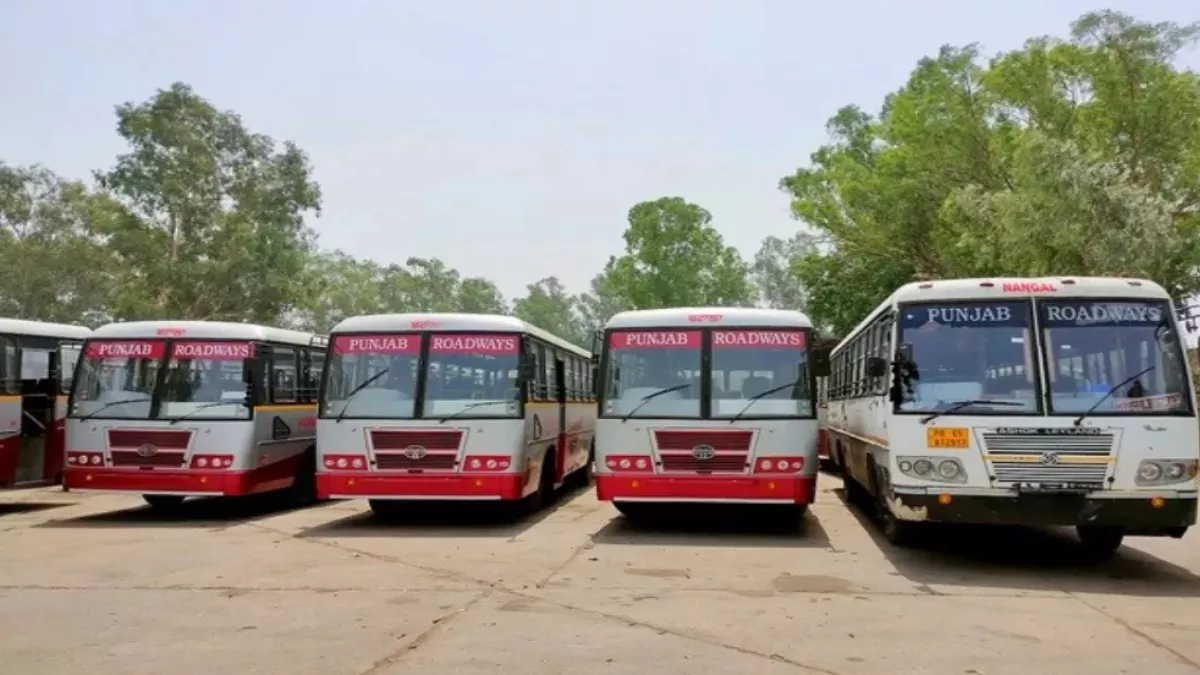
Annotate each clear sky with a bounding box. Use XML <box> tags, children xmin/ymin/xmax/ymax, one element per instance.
<box><xmin>3</xmin><ymin>0</ymin><xmax>1196</xmax><ymax>300</ymax></box>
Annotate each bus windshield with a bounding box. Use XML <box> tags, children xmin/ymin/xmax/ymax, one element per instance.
<box><xmin>423</xmin><ymin>333</ymin><xmax>521</xmax><ymax>418</ymax></box>
<box><xmin>322</xmin><ymin>334</ymin><xmax>419</xmax><ymax>419</ymax></box>
<box><xmin>70</xmin><ymin>340</ymin><xmax>164</xmax><ymax>419</ymax></box>
<box><xmin>711</xmin><ymin>329</ymin><xmax>812</xmax><ymax>418</ymax></box>
<box><xmin>604</xmin><ymin>330</ymin><xmax>702</xmax><ymax>418</ymax></box>
<box><xmin>1040</xmin><ymin>299</ymin><xmax>1192</xmax><ymax>415</ymax></box>
<box><xmin>159</xmin><ymin>341</ymin><xmax>253</xmax><ymax>420</ymax></box>
<box><xmin>897</xmin><ymin>301</ymin><xmax>1039</xmax><ymax>415</ymax></box>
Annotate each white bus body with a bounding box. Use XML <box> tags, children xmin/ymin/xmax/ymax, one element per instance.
<box><xmin>65</xmin><ymin>321</ymin><xmax>326</xmax><ymax>510</ymax></box>
<box><xmin>0</xmin><ymin>318</ymin><xmax>90</xmax><ymax>489</ymax></box>
<box><xmin>594</xmin><ymin>308</ymin><xmax>822</xmax><ymax>516</ymax></box>
<box><xmin>827</xmin><ymin>277</ymin><xmax>1199</xmax><ymax>553</ymax></box>
<box><xmin>316</xmin><ymin>313</ymin><xmax>595</xmax><ymax>512</ymax></box>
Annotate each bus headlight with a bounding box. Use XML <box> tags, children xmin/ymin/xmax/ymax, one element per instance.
<box><xmin>1137</xmin><ymin>461</ymin><xmax>1163</xmax><ymax>482</ymax></box>
<box><xmin>912</xmin><ymin>459</ymin><xmax>933</xmax><ymax>476</ymax></box>
<box><xmin>937</xmin><ymin>460</ymin><xmax>961</xmax><ymax>480</ymax></box>
<box><xmin>897</xmin><ymin>456</ymin><xmax>966</xmax><ymax>483</ymax></box>
<box><xmin>1164</xmin><ymin>463</ymin><xmax>1185</xmax><ymax>480</ymax></box>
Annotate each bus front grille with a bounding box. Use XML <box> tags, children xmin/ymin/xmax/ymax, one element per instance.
<box><xmin>369</xmin><ymin>429</ymin><xmax>463</xmax><ymax>451</ymax></box>
<box><xmin>653</xmin><ymin>429</ymin><xmax>754</xmax><ymax>474</ymax></box>
<box><xmin>981</xmin><ymin>432</ymin><xmax>1115</xmax><ymax>487</ymax></box>
<box><xmin>107</xmin><ymin>429</ymin><xmax>193</xmax><ymax>450</ymax></box>
<box><xmin>110</xmin><ymin>451</ymin><xmax>186</xmax><ymax>468</ymax></box>
<box><xmin>375</xmin><ymin>453</ymin><xmax>458</xmax><ymax>471</ymax></box>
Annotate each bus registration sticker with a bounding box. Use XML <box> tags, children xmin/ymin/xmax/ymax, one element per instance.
<box><xmin>926</xmin><ymin>427</ymin><xmax>969</xmax><ymax>449</ymax></box>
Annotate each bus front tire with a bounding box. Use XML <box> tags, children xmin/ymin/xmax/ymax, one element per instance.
<box><xmin>143</xmin><ymin>495</ymin><xmax>185</xmax><ymax>513</ymax></box>
<box><xmin>369</xmin><ymin>500</ymin><xmax>405</xmax><ymax>519</ymax></box>
<box><xmin>291</xmin><ymin>450</ymin><xmax>318</xmax><ymax>505</ymax></box>
<box><xmin>527</xmin><ymin>450</ymin><xmax>557</xmax><ymax>514</ymax></box>
<box><xmin>1077</xmin><ymin>526</ymin><xmax>1124</xmax><ymax>557</ymax></box>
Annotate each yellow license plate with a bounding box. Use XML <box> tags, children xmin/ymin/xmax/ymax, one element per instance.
<box><xmin>926</xmin><ymin>427</ymin><xmax>970</xmax><ymax>449</ymax></box>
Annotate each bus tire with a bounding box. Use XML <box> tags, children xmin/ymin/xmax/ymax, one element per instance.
<box><xmin>582</xmin><ymin>440</ymin><xmax>596</xmax><ymax>485</ymax></box>
<box><xmin>369</xmin><ymin>499</ymin><xmax>405</xmax><ymax>519</ymax></box>
<box><xmin>291</xmin><ymin>448</ymin><xmax>318</xmax><ymax>505</ymax></box>
<box><xmin>1076</xmin><ymin>526</ymin><xmax>1124</xmax><ymax>558</ymax></box>
<box><xmin>527</xmin><ymin>448</ymin><xmax>556</xmax><ymax>513</ymax></box>
<box><xmin>143</xmin><ymin>495</ymin><xmax>185</xmax><ymax>513</ymax></box>
<box><xmin>872</xmin><ymin>463</ymin><xmax>918</xmax><ymax>547</ymax></box>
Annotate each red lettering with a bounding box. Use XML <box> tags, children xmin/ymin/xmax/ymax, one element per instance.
<box><xmin>712</xmin><ymin>330</ymin><xmax>806</xmax><ymax>349</ymax></box>
<box><xmin>84</xmin><ymin>340</ymin><xmax>165</xmax><ymax>359</ymax></box>
<box><xmin>333</xmin><ymin>334</ymin><xmax>420</xmax><ymax>354</ymax></box>
<box><xmin>410</xmin><ymin>320</ymin><xmax>439</xmax><ymax>329</ymax></box>
<box><xmin>170</xmin><ymin>341</ymin><xmax>255</xmax><ymax>361</ymax></box>
<box><xmin>430</xmin><ymin>333</ymin><xmax>520</xmax><ymax>354</ymax></box>
<box><xmin>1002</xmin><ymin>282</ymin><xmax>1057</xmax><ymax>293</ymax></box>
<box><xmin>609</xmin><ymin>331</ymin><xmax>701</xmax><ymax>350</ymax></box>
<box><xmin>687</xmin><ymin>314</ymin><xmax>723</xmax><ymax>323</ymax></box>
<box><xmin>155</xmin><ymin>328</ymin><xmax>187</xmax><ymax>337</ymax></box>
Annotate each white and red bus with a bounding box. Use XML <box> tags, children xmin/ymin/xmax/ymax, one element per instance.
<box><xmin>592</xmin><ymin>308</ymin><xmax>830</xmax><ymax>520</ymax></box>
<box><xmin>0</xmin><ymin>318</ymin><xmax>90</xmax><ymax>489</ymax></box>
<box><xmin>64</xmin><ymin>321</ymin><xmax>327</xmax><ymax>511</ymax></box>
<box><xmin>316</xmin><ymin>313</ymin><xmax>595</xmax><ymax>515</ymax></box>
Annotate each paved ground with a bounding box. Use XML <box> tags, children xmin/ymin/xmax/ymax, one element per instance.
<box><xmin>2</xmin><ymin>474</ymin><xmax>1200</xmax><ymax>675</ymax></box>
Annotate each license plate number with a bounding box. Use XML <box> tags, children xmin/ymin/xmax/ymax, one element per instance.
<box><xmin>926</xmin><ymin>427</ymin><xmax>969</xmax><ymax>449</ymax></box>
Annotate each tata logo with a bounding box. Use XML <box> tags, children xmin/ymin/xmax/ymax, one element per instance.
<box><xmin>404</xmin><ymin>445</ymin><xmax>428</xmax><ymax>460</ymax></box>
<box><xmin>135</xmin><ymin>444</ymin><xmax>159</xmax><ymax>458</ymax></box>
<box><xmin>691</xmin><ymin>444</ymin><xmax>716</xmax><ymax>460</ymax></box>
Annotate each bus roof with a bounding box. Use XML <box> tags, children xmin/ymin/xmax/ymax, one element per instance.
<box><xmin>330</xmin><ymin>313</ymin><xmax>589</xmax><ymax>358</ymax></box>
<box><xmin>605</xmin><ymin>307</ymin><xmax>814</xmax><ymax>330</ymax></box>
<box><xmin>0</xmin><ymin>317</ymin><xmax>91</xmax><ymax>340</ymax></box>
<box><xmin>836</xmin><ymin>276</ymin><xmax>1174</xmax><ymax>354</ymax></box>
<box><xmin>88</xmin><ymin>320</ymin><xmax>322</xmax><ymax>346</ymax></box>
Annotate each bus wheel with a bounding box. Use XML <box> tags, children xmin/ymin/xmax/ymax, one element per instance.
<box><xmin>291</xmin><ymin>450</ymin><xmax>318</xmax><ymax>506</ymax></box>
<box><xmin>143</xmin><ymin>495</ymin><xmax>185</xmax><ymax>513</ymax></box>
<box><xmin>873</xmin><ymin>469</ymin><xmax>918</xmax><ymax>547</ymax></box>
<box><xmin>526</xmin><ymin>450</ymin><xmax>557</xmax><ymax>514</ymax></box>
<box><xmin>1076</xmin><ymin>526</ymin><xmax>1124</xmax><ymax>558</ymax></box>
<box><xmin>369</xmin><ymin>500</ymin><xmax>405</xmax><ymax>519</ymax></box>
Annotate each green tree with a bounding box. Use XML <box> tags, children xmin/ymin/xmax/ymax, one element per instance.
<box><xmin>780</xmin><ymin>11</ymin><xmax>1200</xmax><ymax>330</ymax></box>
<box><xmin>576</xmin><ymin>268</ymin><xmax>632</xmax><ymax>345</ymax></box>
<box><xmin>290</xmin><ymin>250</ymin><xmax>386</xmax><ymax>332</ymax></box>
<box><xmin>512</xmin><ymin>276</ymin><xmax>585</xmax><ymax>345</ymax></box>
<box><xmin>606</xmin><ymin>197</ymin><xmax>754</xmax><ymax>309</ymax></box>
<box><xmin>96</xmin><ymin>82</ymin><xmax>322</xmax><ymax>323</ymax></box>
<box><xmin>751</xmin><ymin>232</ymin><xmax>817</xmax><ymax>310</ymax></box>
<box><xmin>0</xmin><ymin>163</ymin><xmax>117</xmax><ymax>325</ymax></box>
<box><xmin>456</xmin><ymin>277</ymin><xmax>508</xmax><ymax>314</ymax></box>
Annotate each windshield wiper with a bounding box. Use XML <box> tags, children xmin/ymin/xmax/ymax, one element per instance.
<box><xmin>168</xmin><ymin>401</ymin><xmax>246</xmax><ymax>425</ymax></box>
<box><xmin>620</xmin><ymin>384</ymin><xmax>692</xmax><ymax>422</ymax></box>
<box><xmin>334</xmin><ymin>369</ymin><xmax>390</xmax><ymax>423</ymax></box>
<box><xmin>728</xmin><ymin>379</ymin><xmax>803</xmax><ymax>423</ymax></box>
<box><xmin>1074</xmin><ymin>364</ymin><xmax>1156</xmax><ymax>427</ymax></box>
<box><xmin>437</xmin><ymin>400</ymin><xmax>511</xmax><ymax>424</ymax></box>
<box><xmin>75</xmin><ymin>397</ymin><xmax>150</xmax><ymax>421</ymax></box>
<box><xmin>920</xmin><ymin>400</ymin><xmax>1025</xmax><ymax>425</ymax></box>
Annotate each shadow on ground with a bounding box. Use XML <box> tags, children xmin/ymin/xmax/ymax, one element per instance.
<box><xmin>590</xmin><ymin>503</ymin><xmax>831</xmax><ymax>549</ymax></box>
<box><xmin>297</xmin><ymin>483</ymin><xmax>590</xmax><ymax>540</ymax></box>
<box><xmin>0</xmin><ymin>501</ymin><xmax>73</xmax><ymax>517</ymax></box>
<box><xmin>34</xmin><ymin>491</ymin><xmax>319</xmax><ymax>530</ymax></box>
<box><xmin>835</xmin><ymin>486</ymin><xmax>1200</xmax><ymax>597</ymax></box>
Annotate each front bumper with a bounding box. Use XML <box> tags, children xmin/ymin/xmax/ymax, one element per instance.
<box><xmin>316</xmin><ymin>472</ymin><xmax>526</xmax><ymax>500</ymax></box>
<box><xmin>62</xmin><ymin>468</ymin><xmax>290</xmax><ymax>496</ymax></box>
<box><xmin>596</xmin><ymin>474</ymin><xmax>815</xmax><ymax>504</ymax></box>
<box><xmin>891</xmin><ymin>488</ymin><xmax>1197</xmax><ymax>533</ymax></box>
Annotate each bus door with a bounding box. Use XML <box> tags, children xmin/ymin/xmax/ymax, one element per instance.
<box><xmin>16</xmin><ymin>341</ymin><xmax>58</xmax><ymax>484</ymax></box>
<box><xmin>554</xmin><ymin>357</ymin><xmax>567</xmax><ymax>482</ymax></box>
<box><xmin>0</xmin><ymin>335</ymin><xmax>19</xmax><ymax>487</ymax></box>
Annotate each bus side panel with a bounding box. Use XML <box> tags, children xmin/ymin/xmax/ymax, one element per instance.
<box><xmin>559</xmin><ymin>401</ymin><xmax>597</xmax><ymax>481</ymax></box>
<box><xmin>246</xmin><ymin>405</ymin><xmax>317</xmax><ymax>494</ymax></box>
<box><xmin>831</xmin><ymin>394</ymin><xmax>891</xmax><ymax>497</ymax></box>
<box><xmin>0</xmin><ymin>397</ymin><xmax>20</xmax><ymax>487</ymax></box>
<box><xmin>525</xmin><ymin>402</ymin><xmax>561</xmax><ymax>492</ymax></box>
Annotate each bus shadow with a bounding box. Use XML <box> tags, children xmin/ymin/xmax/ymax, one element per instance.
<box><xmin>0</xmin><ymin>501</ymin><xmax>73</xmax><ymax>517</ymax></box>
<box><xmin>835</xmin><ymin>487</ymin><xmax>1200</xmax><ymax>597</ymax></box>
<box><xmin>590</xmin><ymin>504</ymin><xmax>831</xmax><ymax>549</ymax></box>
<box><xmin>36</xmin><ymin>492</ymin><xmax>318</xmax><ymax>530</ymax></box>
<box><xmin>297</xmin><ymin>484</ymin><xmax>589</xmax><ymax>540</ymax></box>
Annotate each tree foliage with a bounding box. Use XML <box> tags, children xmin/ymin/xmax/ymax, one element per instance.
<box><xmin>781</xmin><ymin>11</ymin><xmax>1200</xmax><ymax>335</ymax></box>
<box><xmin>512</xmin><ymin>277</ymin><xmax>586</xmax><ymax>347</ymax></box>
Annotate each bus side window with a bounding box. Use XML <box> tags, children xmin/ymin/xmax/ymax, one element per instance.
<box><xmin>542</xmin><ymin>345</ymin><xmax>555</xmax><ymax>401</ymax></box>
<box><xmin>527</xmin><ymin>343</ymin><xmax>544</xmax><ymax>400</ymax></box>
<box><xmin>272</xmin><ymin>346</ymin><xmax>298</xmax><ymax>404</ymax></box>
<box><xmin>568</xmin><ymin>358</ymin><xmax>579</xmax><ymax>401</ymax></box>
<box><xmin>59</xmin><ymin>342</ymin><xmax>82</xmax><ymax>395</ymax></box>
<box><xmin>307</xmin><ymin>349</ymin><xmax>326</xmax><ymax>403</ymax></box>
<box><xmin>0</xmin><ymin>336</ymin><xmax>18</xmax><ymax>395</ymax></box>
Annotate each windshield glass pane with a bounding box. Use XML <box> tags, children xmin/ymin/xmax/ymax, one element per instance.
<box><xmin>1041</xmin><ymin>299</ymin><xmax>1192</xmax><ymax>414</ymax></box>
<box><xmin>711</xmin><ymin>329</ymin><xmax>811</xmax><ymax>418</ymax></box>
<box><xmin>71</xmin><ymin>340</ymin><xmax>164</xmax><ymax>419</ymax></box>
<box><xmin>603</xmin><ymin>330</ymin><xmax>702</xmax><ymax>418</ymax></box>
<box><xmin>322</xmin><ymin>334</ymin><xmax>419</xmax><ymax>418</ymax></box>
<box><xmin>424</xmin><ymin>333</ymin><xmax>521</xmax><ymax>418</ymax></box>
<box><xmin>159</xmin><ymin>341</ymin><xmax>252</xmax><ymax>419</ymax></box>
<box><xmin>898</xmin><ymin>301</ymin><xmax>1039</xmax><ymax>414</ymax></box>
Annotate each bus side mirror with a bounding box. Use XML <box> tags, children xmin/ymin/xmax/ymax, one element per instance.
<box><xmin>810</xmin><ymin>347</ymin><xmax>831</xmax><ymax>377</ymax></box>
<box><xmin>897</xmin><ymin>343</ymin><xmax>914</xmax><ymax>364</ymax></box>
<box><xmin>866</xmin><ymin>357</ymin><xmax>888</xmax><ymax>378</ymax></box>
<box><xmin>244</xmin><ymin>355</ymin><xmax>264</xmax><ymax>405</ymax></box>
<box><xmin>591</xmin><ymin>329</ymin><xmax>603</xmax><ymax>354</ymax></box>
<box><xmin>519</xmin><ymin>357</ymin><xmax>537</xmax><ymax>382</ymax></box>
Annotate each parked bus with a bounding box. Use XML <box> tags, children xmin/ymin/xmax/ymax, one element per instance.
<box><xmin>64</xmin><ymin>321</ymin><xmax>327</xmax><ymax>511</ymax></box>
<box><xmin>812</xmin><ymin>336</ymin><xmax>842</xmax><ymax>471</ymax></box>
<box><xmin>827</xmin><ymin>277</ymin><xmax>1198</xmax><ymax>555</ymax></box>
<box><xmin>1</xmin><ymin>318</ymin><xmax>90</xmax><ymax>489</ymax></box>
<box><xmin>316</xmin><ymin>313</ymin><xmax>595</xmax><ymax>515</ymax></box>
<box><xmin>593</xmin><ymin>308</ymin><xmax>828</xmax><ymax>520</ymax></box>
